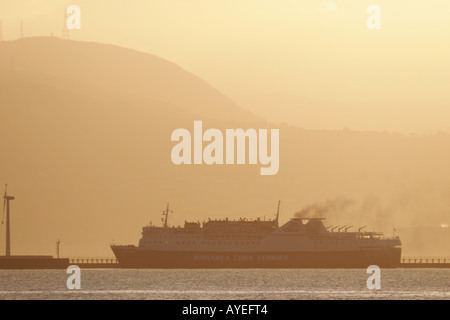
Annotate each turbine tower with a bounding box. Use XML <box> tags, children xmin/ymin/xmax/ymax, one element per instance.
<box><xmin>62</xmin><ymin>11</ymin><xmax>69</xmax><ymax>39</ymax></box>
<box><xmin>2</xmin><ymin>185</ymin><xmax>15</xmax><ymax>257</ymax></box>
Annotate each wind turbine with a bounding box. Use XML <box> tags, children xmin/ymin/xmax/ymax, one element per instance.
<box><xmin>2</xmin><ymin>184</ymin><xmax>15</xmax><ymax>257</ymax></box>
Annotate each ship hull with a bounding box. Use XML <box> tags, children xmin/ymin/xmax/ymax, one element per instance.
<box><xmin>111</xmin><ymin>246</ymin><xmax>401</xmax><ymax>269</ymax></box>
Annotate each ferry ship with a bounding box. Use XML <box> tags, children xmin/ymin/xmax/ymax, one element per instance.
<box><xmin>111</xmin><ymin>203</ymin><xmax>402</xmax><ymax>268</ymax></box>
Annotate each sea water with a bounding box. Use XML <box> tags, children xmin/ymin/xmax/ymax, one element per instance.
<box><xmin>0</xmin><ymin>269</ymin><xmax>448</xmax><ymax>300</ymax></box>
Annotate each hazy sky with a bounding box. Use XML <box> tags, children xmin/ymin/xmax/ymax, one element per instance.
<box><xmin>1</xmin><ymin>0</ymin><xmax>449</xmax><ymax>132</ymax></box>
<box><xmin>1</xmin><ymin>1</ymin><xmax>450</xmax><ymax>257</ymax></box>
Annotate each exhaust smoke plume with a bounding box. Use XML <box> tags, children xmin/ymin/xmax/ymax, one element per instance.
<box><xmin>293</xmin><ymin>188</ymin><xmax>450</xmax><ymax>256</ymax></box>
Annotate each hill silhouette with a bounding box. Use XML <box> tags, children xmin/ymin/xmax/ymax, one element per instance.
<box><xmin>0</xmin><ymin>37</ymin><xmax>258</xmax><ymax>123</ymax></box>
<box><xmin>0</xmin><ymin>38</ymin><xmax>449</xmax><ymax>257</ymax></box>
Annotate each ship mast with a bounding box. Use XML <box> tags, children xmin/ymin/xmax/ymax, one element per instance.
<box><xmin>162</xmin><ymin>203</ymin><xmax>171</xmax><ymax>228</ymax></box>
<box><xmin>2</xmin><ymin>184</ymin><xmax>15</xmax><ymax>257</ymax></box>
<box><xmin>56</xmin><ymin>239</ymin><xmax>61</xmax><ymax>259</ymax></box>
<box><xmin>276</xmin><ymin>200</ymin><xmax>280</xmax><ymax>228</ymax></box>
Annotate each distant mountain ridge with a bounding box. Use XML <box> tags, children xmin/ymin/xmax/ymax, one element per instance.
<box><xmin>0</xmin><ymin>37</ymin><xmax>259</xmax><ymax>123</ymax></box>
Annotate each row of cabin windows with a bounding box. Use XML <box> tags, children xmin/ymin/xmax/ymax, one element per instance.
<box><xmin>312</xmin><ymin>240</ymin><xmax>374</xmax><ymax>245</ymax></box>
<box><xmin>146</xmin><ymin>235</ymin><xmax>261</xmax><ymax>240</ymax></box>
<box><xmin>197</xmin><ymin>241</ymin><xmax>261</xmax><ymax>245</ymax></box>
<box><xmin>143</xmin><ymin>240</ymin><xmax>261</xmax><ymax>245</ymax></box>
<box><xmin>310</xmin><ymin>237</ymin><xmax>375</xmax><ymax>241</ymax></box>
<box><xmin>143</xmin><ymin>240</ymin><xmax>370</xmax><ymax>246</ymax></box>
